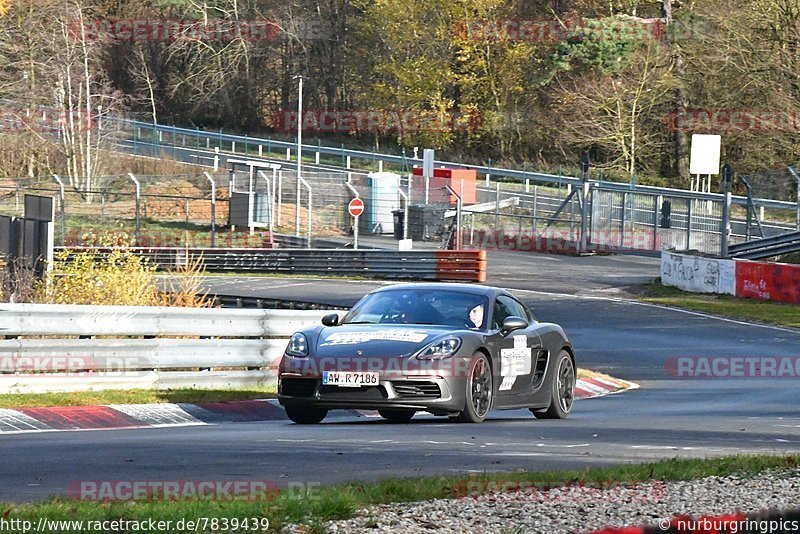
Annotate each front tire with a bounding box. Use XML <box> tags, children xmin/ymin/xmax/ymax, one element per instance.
<box><xmin>532</xmin><ymin>349</ymin><xmax>575</xmax><ymax>420</ymax></box>
<box><xmin>378</xmin><ymin>409</ymin><xmax>416</xmax><ymax>423</ymax></box>
<box><xmin>285</xmin><ymin>405</ymin><xmax>328</xmax><ymax>424</ymax></box>
<box><xmin>457</xmin><ymin>353</ymin><xmax>493</xmax><ymax>423</ymax></box>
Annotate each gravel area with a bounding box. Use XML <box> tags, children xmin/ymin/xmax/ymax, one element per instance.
<box><xmin>288</xmin><ymin>468</ymin><xmax>800</xmax><ymax>533</ymax></box>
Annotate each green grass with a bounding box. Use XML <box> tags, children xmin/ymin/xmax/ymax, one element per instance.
<box><xmin>638</xmin><ymin>281</ymin><xmax>800</xmax><ymax>328</ymax></box>
<box><xmin>0</xmin><ymin>387</ymin><xmax>276</xmax><ymax>409</ymax></box>
<box><xmin>3</xmin><ymin>454</ymin><xmax>798</xmax><ymax>532</ymax></box>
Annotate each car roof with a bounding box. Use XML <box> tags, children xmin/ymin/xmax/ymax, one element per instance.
<box><xmin>370</xmin><ymin>283</ymin><xmax>508</xmax><ymax>298</ymax></box>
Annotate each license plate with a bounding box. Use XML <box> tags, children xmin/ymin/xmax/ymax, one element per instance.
<box><xmin>322</xmin><ymin>371</ymin><xmax>379</xmax><ymax>387</ymax></box>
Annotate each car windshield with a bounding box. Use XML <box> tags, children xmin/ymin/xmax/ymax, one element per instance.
<box><xmin>342</xmin><ymin>289</ymin><xmax>490</xmax><ymax>329</ymax></box>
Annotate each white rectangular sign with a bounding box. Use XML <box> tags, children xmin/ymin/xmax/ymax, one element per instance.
<box><xmin>423</xmin><ymin>149</ymin><xmax>435</xmax><ymax>178</ymax></box>
<box><xmin>689</xmin><ymin>134</ymin><xmax>721</xmax><ymax>175</ymax></box>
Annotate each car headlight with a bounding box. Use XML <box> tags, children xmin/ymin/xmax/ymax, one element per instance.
<box><xmin>416</xmin><ymin>336</ymin><xmax>461</xmax><ymax>360</ymax></box>
<box><xmin>285</xmin><ymin>333</ymin><xmax>309</xmax><ymax>357</ymax></box>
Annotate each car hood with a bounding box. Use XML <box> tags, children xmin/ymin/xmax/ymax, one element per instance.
<box><xmin>313</xmin><ymin>324</ymin><xmax>457</xmax><ymax>358</ymax></box>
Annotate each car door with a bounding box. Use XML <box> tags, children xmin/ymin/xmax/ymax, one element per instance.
<box><xmin>490</xmin><ymin>295</ymin><xmax>543</xmax><ymax>404</ymax></box>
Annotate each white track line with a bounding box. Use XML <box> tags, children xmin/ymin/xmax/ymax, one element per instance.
<box><xmin>509</xmin><ymin>288</ymin><xmax>800</xmax><ymax>334</ymax></box>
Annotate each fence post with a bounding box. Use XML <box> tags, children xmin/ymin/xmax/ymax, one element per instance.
<box><xmin>494</xmin><ymin>182</ymin><xmax>500</xmax><ymax>231</ymax></box>
<box><xmin>653</xmin><ymin>195</ymin><xmax>661</xmax><ymax>252</ymax></box>
<box><xmin>686</xmin><ymin>199</ymin><xmax>693</xmax><ymax>250</ymax></box>
<box><xmin>720</xmin><ymin>164</ymin><xmax>732</xmax><ymax>257</ymax></box>
<box><xmin>298</xmin><ymin>178</ymin><xmax>312</xmax><ymax>248</ymax></box>
<box><xmin>620</xmin><ymin>192</ymin><xmax>627</xmax><ymax>248</ymax></box>
<box><xmin>51</xmin><ymin>174</ymin><xmax>66</xmax><ymax>245</ymax></box>
<box><xmin>580</xmin><ymin>154</ymin><xmax>589</xmax><ymax>253</ymax></box>
<box><xmin>445</xmin><ymin>185</ymin><xmax>462</xmax><ymax>249</ymax></box>
<box><xmin>128</xmin><ymin>173</ymin><xmax>141</xmax><ymax>244</ymax></box>
<box><xmin>204</xmin><ymin>172</ymin><xmax>216</xmax><ymax>247</ymax></box>
<box><xmin>789</xmin><ymin>166</ymin><xmax>800</xmax><ymax>230</ymax></box>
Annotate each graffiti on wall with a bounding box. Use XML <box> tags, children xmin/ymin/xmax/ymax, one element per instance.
<box><xmin>661</xmin><ymin>252</ymin><xmax>735</xmax><ymax>295</ymax></box>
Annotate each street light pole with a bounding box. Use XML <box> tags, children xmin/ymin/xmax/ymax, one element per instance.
<box><xmin>293</xmin><ymin>75</ymin><xmax>304</xmax><ymax>237</ymax></box>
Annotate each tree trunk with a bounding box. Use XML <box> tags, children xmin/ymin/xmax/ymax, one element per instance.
<box><xmin>663</xmin><ymin>0</ymin><xmax>690</xmax><ymax>185</ymax></box>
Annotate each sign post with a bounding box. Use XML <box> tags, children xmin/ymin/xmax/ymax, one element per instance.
<box><xmin>689</xmin><ymin>134</ymin><xmax>721</xmax><ymax>192</ymax></box>
<box><xmin>348</xmin><ymin>197</ymin><xmax>365</xmax><ymax>250</ymax></box>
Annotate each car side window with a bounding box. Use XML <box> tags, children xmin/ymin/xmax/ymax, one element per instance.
<box><xmin>492</xmin><ymin>295</ymin><xmax>529</xmax><ymax>329</ymax></box>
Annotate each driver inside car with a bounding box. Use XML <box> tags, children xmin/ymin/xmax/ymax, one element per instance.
<box><xmin>468</xmin><ymin>303</ymin><xmax>484</xmax><ymax>329</ymax></box>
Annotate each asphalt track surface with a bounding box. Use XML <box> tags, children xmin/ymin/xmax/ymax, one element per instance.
<box><xmin>3</xmin><ymin>251</ymin><xmax>800</xmax><ymax>503</ymax></box>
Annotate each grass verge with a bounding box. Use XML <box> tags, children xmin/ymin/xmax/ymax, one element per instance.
<box><xmin>0</xmin><ymin>387</ymin><xmax>277</xmax><ymax>409</ymax></box>
<box><xmin>3</xmin><ymin>454</ymin><xmax>798</xmax><ymax>533</ymax></box>
<box><xmin>636</xmin><ymin>281</ymin><xmax>800</xmax><ymax>328</ymax></box>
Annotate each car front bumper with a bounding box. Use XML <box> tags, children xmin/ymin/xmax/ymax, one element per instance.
<box><xmin>278</xmin><ymin>374</ymin><xmax>467</xmax><ymax>413</ymax></box>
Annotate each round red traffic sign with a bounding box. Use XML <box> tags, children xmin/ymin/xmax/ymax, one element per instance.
<box><xmin>348</xmin><ymin>198</ymin><xmax>365</xmax><ymax>217</ymax></box>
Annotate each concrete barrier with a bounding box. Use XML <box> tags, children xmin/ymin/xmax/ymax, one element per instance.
<box><xmin>660</xmin><ymin>251</ymin><xmax>799</xmax><ymax>304</ymax></box>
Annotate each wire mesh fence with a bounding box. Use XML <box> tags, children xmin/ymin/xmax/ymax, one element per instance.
<box><xmin>1</xmin><ymin>166</ymin><xmax>799</xmax><ymax>256</ymax></box>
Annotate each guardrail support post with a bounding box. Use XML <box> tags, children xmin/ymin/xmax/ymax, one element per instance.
<box><xmin>51</xmin><ymin>174</ymin><xmax>66</xmax><ymax>245</ymax></box>
<box><xmin>213</xmin><ymin>147</ymin><xmax>220</xmax><ymax>171</ymax></box>
<box><xmin>204</xmin><ymin>172</ymin><xmax>216</xmax><ymax>247</ymax></box>
<box><xmin>128</xmin><ymin>173</ymin><xmax>141</xmax><ymax>244</ymax></box>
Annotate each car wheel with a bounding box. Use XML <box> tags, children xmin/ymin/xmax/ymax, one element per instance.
<box><xmin>532</xmin><ymin>349</ymin><xmax>575</xmax><ymax>420</ymax></box>
<box><xmin>378</xmin><ymin>409</ymin><xmax>416</xmax><ymax>423</ymax></box>
<box><xmin>285</xmin><ymin>405</ymin><xmax>328</xmax><ymax>424</ymax></box>
<box><xmin>457</xmin><ymin>353</ymin><xmax>493</xmax><ymax>423</ymax></box>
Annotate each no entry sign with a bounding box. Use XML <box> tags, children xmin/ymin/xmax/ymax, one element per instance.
<box><xmin>348</xmin><ymin>198</ymin><xmax>365</xmax><ymax>217</ymax></box>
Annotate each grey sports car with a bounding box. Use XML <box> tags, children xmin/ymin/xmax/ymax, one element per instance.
<box><xmin>278</xmin><ymin>283</ymin><xmax>576</xmax><ymax>424</ymax></box>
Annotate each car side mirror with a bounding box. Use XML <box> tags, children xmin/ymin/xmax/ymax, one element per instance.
<box><xmin>321</xmin><ymin>313</ymin><xmax>339</xmax><ymax>327</ymax></box>
<box><xmin>501</xmin><ymin>316</ymin><xmax>528</xmax><ymax>336</ymax></box>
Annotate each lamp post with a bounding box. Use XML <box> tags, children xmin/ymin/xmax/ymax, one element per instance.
<box><xmin>292</xmin><ymin>75</ymin><xmax>304</xmax><ymax>237</ymax></box>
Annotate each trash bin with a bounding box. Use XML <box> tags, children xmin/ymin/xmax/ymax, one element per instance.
<box><xmin>660</xmin><ymin>200</ymin><xmax>672</xmax><ymax>229</ymax></box>
<box><xmin>392</xmin><ymin>210</ymin><xmax>404</xmax><ymax>240</ymax></box>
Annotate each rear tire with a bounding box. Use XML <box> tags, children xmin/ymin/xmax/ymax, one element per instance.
<box><xmin>285</xmin><ymin>405</ymin><xmax>328</xmax><ymax>424</ymax></box>
<box><xmin>378</xmin><ymin>409</ymin><xmax>416</xmax><ymax>423</ymax></box>
<box><xmin>532</xmin><ymin>349</ymin><xmax>575</xmax><ymax>420</ymax></box>
<box><xmin>457</xmin><ymin>353</ymin><xmax>493</xmax><ymax>423</ymax></box>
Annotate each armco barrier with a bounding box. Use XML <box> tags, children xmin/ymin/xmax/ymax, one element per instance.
<box><xmin>735</xmin><ymin>260</ymin><xmax>800</xmax><ymax>304</ymax></box>
<box><xmin>57</xmin><ymin>247</ymin><xmax>488</xmax><ymax>282</ymax></box>
<box><xmin>661</xmin><ymin>251</ymin><xmax>800</xmax><ymax>303</ymax></box>
<box><xmin>0</xmin><ymin>303</ymin><xmax>342</xmax><ymax>394</ymax></box>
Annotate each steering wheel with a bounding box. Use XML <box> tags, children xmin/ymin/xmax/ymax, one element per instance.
<box><xmin>445</xmin><ymin>315</ymin><xmax>474</xmax><ymax>328</ymax></box>
<box><xmin>380</xmin><ymin>312</ymin><xmax>406</xmax><ymax>324</ymax></box>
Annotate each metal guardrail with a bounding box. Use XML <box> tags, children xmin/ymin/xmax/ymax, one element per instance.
<box><xmin>727</xmin><ymin>229</ymin><xmax>800</xmax><ymax>259</ymax></box>
<box><xmin>0</xmin><ymin>303</ymin><xmax>342</xmax><ymax>394</ymax></box>
<box><xmin>56</xmin><ymin>247</ymin><xmax>488</xmax><ymax>282</ymax></box>
<box><xmin>116</xmin><ymin>118</ymin><xmax>800</xmax><ymax>211</ymax></box>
